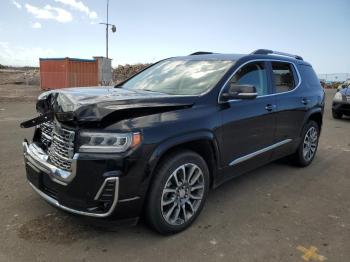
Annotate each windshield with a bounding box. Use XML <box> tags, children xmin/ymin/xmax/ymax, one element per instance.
<box><xmin>121</xmin><ymin>59</ymin><xmax>234</xmax><ymax>95</ymax></box>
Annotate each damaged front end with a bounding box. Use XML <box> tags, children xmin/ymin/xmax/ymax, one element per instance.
<box><xmin>20</xmin><ymin>87</ymin><xmax>194</xmax><ymax>218</ymax></box>
<box><xmin>22</xmin><ymin>91</ymin><xmax>79</xmax><ymax>186</ymax></box>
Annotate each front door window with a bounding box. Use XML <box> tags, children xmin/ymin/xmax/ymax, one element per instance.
<box><xmin>230</xmin><ymin>62</ymin><xmax>269</xmax><ymax>96</ymax></box>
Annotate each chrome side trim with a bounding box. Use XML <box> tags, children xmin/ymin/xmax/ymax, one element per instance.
<box><xmin>23</xmin><ymin>141</ymin><xmax>78</xmax><ymax>186</ymax></box>
<box><xmin>29</xmin><ymin>177</ymin><xmax>119</xmax><ymax>218</ymax></box>
<box><xmin>218</xmin><ymin>59</ymin><xmax>302</xmax><ymax>104</ymax></box>
<box><xmin>236</xmin><ymin>92</ymin><xmax>258</xmax><ymax>98</ymax></box>
<box><xmin>229</xmin><ymin>139</ymin><xmax>292</xmax><ymax>166</ymax></box>
<box><xmin>118</xmin><ymin>196</ymin><xmax>141</xmax><ymax>203</ymax></box>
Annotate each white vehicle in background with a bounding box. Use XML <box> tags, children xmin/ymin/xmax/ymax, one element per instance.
<box><xmin>337</xmin><ymin>80</ymin><xmax>350</xmax><ymax>91</ymax></box>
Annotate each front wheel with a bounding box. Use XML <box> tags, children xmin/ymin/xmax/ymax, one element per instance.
<box><xmin>292</xmin><ymin>121</ymin><xmax>320</xmax><ymax>167</ymax></box>
<box><xmin>146</xmin><ymin>150</ymin><xmax>210</xmax><ymax>234</ymax></box>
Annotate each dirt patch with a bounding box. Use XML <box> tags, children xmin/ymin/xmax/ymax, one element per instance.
<box><xmin>0</xmin><ymin>68</ymin><xmax>42</xmax><ymax>102</ymax></box>
<box><xmin>0</xmin><ymin>69</ymin><xmax>40</xmax><ymax>86</ymax></box>
<box><xmin>17</xmin><ymin>212</ymin><xmax>102</xmax><ymax>244</ymax></box>
<box><xmin>0</xmin><ymin>84</ymin><xmax>42</xmax><ymax>102</ymax></box>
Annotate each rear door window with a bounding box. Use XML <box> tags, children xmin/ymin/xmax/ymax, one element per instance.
<box><xmin>271</xmin><ymin>62</ymin><xmax>298</xmax><ymax>93</ymax></box>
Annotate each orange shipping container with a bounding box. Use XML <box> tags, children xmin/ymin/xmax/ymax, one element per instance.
<box><xmin>40</xmin><ymin>57</ymin><xmax>98</xmax><ymax>90</ymax></box>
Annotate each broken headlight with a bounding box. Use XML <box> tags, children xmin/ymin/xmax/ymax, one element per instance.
<box><xmin>79</xmin><ymin>132</ymin><xmax>141</xmax><ymax>153</ymax></box>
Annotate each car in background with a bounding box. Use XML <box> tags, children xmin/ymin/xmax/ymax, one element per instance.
<box><xmin>333</xmin><ymin>84</ymin><xmax>350</xmax><ymax>119</ymax></box>
<box><xmin>337</xmin><ymin>80</ymin><xmax>350</xmax><ymax>91</ymax></box>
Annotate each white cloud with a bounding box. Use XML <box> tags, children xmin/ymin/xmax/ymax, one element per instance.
<box><xmin>54</xmin><ymin>0</ymin><xmax>97</xmax><ymax>20</ymax></box>
<box><xmin>31</xmin><ymin>22</ymin><xmax>42</xmax><ymax>29</ymax></box>
<box><xmin>25</xmin><ymin>4</ymin><xmax>73</xmax><ymax>23</ymax></box>
<box><xmin>0</xmin><ymin>42</ymin><xmax>56</xmax><ymax>66</ymax></box>
<box><xmin>12</xmin><ymin>0</ymin><xmax>22</xmax><ymax>9</ymax></box>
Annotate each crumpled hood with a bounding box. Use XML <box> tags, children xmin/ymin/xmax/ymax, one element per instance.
<box><xmin>36</xmin><ymin>86</ymin><xmax>195</xmax><ymax>123</ymax></box>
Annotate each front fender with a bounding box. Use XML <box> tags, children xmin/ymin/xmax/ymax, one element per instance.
<box><xmin>147</xmin><ymin>130</ymin><xmax>220</xmax><ymax>176</ymax></box>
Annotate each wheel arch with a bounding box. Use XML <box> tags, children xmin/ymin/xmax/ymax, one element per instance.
<box><xmin>302</xmin><ymin>108</ymin><xmax>323</xmax><ymax>135</ymax></box>
<box><xmin>147</xmin><ymin>131</ymin><xmax>220</xmax><ymax>189</ymax></box>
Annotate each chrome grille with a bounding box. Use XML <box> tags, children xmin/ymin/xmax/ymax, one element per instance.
<box><xmin>40</xmin><ymin>121</ymin><xmax>54</xmax><ymax>147</ymax></box>
<box><xmin>38</xmin><ymin>121</ymin><xmax>75</xmax><ymax>171</ymax></box>
<box><xmin>48</xmin><ymin>123</ymin><xmax>75</xmax><ymax>171</ymax></box>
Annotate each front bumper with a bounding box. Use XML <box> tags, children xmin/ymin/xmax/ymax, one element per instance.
<box><xmin>23</xmin><ymin>142</ymin><xmax>78</xmax><ymax>186</ymax></box>
<box><xmin>22</xmin><ymin>140</ymin><xmax>143</xmax><ymax>219</ymax></box>
<box><xmin>332</xmin><ymin>101</ymin><xmax>350</xmax><ymax>114</ymax></box>
<box><xmin>28</xmin><ymin>178</ymin><xmax>119</xmax><ymax>218</ymax></box>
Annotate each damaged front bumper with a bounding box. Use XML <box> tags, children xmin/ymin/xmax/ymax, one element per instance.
<box><xmin>22</xmin><ymin>140</ymin><xmax>120</xmax><ymax>218</ymax></box>
<box><xmin>23</xmin><ymin>141</ymin><xmax>78</xmax><ymax>186</ymax></box>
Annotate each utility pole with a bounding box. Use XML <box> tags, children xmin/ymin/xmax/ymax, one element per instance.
<box><xmin>106</xmin><ymin>0</ymin><xmax>109</xmax><ymax>58</ymax></box>
<box><xmin>99</xmin><ymin>0</ymin><xmax>116</xmax><ymax>59</ymax></box>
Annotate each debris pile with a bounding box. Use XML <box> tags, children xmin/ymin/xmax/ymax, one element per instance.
<box><xmin>0</xmin><ymin>68</ymin><xmax>40</xmax><ymax>86</ymax></box>
<box><xmin>113</xmin><ymin>63</ymin><xmax>150</xmax><ymax>84</ymax></box>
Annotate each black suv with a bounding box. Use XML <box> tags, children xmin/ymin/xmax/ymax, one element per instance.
<box><xmin>22</xmin><ymin>49</ymin><xmax>324</xmax><ymax>234</ymax></box>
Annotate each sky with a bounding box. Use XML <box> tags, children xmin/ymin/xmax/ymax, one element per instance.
<box><xmin>0</xmin><ymin>0</ymin><xmax>349</xmax><ymax>74</ymax></box>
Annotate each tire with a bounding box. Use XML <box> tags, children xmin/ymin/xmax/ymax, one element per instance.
<box><xmin>332</xmin><ymin>110</ymin><xmax>343</xmax><ymax>119</ymax></box>
<box><xmin>146</xmin><ymin>150</ymin><xmax>210</xmax><ymax>234</ymax></box>
<box><xmin>292</xmin><ymin>120</ymin><xmax>320</xmax><ymax>167</ymax></box>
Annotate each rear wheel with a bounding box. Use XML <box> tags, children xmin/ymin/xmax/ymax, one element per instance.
<box><xmin>146</xmin><ymin>150</ymin><xmax>210</xmax><ymax>234</ymax></box>
<box><xmin>332</xmin><ymin>110</ymin><xmax>343</xmax><ymax>119</ymax></box>
<box><xmin>292</xmin><ymin>121</ymin><xmax>319</xmax><ymax>167</ymax></box>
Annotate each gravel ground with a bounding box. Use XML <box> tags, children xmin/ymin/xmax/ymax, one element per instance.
<box><xmin>0</xmin><ymin>69</ymin><xmax>41</xmax><ymax>102</ymax></box>
<box><xmin>0</xmin><ymin>89</ymin><xmax>349</xmax><ymax>262</ymax></box>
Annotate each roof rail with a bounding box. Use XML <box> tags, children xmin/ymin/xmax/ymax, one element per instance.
<box><xmin>252</xmin><ymin>49</ymin><xmax>303</xmax><ymax>60</ymax></box>
<box><xmin>189</xmin><ymin>51</ymin><xmax>213</xmax><ymax>56</ymax></box>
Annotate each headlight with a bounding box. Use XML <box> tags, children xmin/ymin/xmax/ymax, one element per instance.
<box><xmin>79</xmin><ymin>132</ymin><xmax>141</xmax><ymax>153</ymax></box>
<box><xmin>333</xmin><ymin>92</ymin><xmax>343</xmax><ymax>102</ymax></box>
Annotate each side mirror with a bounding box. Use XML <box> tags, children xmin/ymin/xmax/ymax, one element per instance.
<box><xmin>221</xmin><ymin>84</ymin><xmax>258</xmax><ymax>101</ymax></box>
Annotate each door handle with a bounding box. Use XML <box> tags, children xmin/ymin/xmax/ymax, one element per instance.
<box><xmin>301</xmin><ymin>98</ymin><xmax>310</xmax><ymax>105</ymax></box>
<box><xmin>265</xmin><ymin>104</ymin><xmax>276</xmax><ymax>111</ymax></box>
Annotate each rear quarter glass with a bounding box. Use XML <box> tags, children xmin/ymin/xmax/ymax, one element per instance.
<box><xmin>299</xmin><ymin>64</ymin><xmax>321</xmax><ymax>89</ymax></box>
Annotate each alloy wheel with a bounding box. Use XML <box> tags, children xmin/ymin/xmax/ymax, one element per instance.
<box><xmin>302</xmin><ymin>126</ymin><xmax>318</xmax><ymax>162</ymax></box>
<box><xmin>161</xmin><ymin>163</ymin><xmax>205</xmax><ymax>226</ymax></box>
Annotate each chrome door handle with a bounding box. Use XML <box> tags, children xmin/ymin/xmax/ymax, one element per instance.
<box><xmin>265</xmin><ymin>104</ymin><xmax>276</xmax><ymax>111</ymax></box>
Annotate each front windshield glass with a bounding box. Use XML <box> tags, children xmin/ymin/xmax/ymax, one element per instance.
<box><xmin>121</xmin><ymin>59</ymin><xmax>234</xmax><ymax>95</ymax></box>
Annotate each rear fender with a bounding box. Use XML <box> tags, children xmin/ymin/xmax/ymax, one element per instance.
<box><xmin>300</xmin><ymin>107</ymin><xmax>323</xmax><ymax>136</ymax></box>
